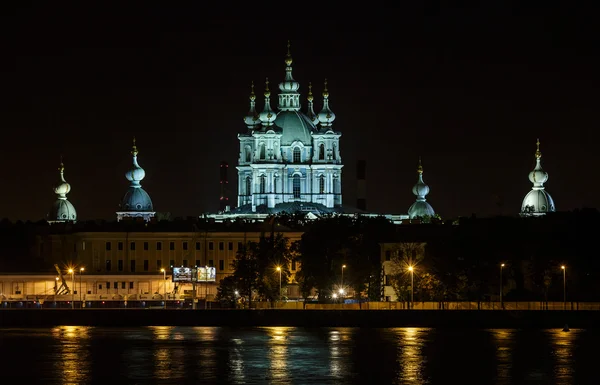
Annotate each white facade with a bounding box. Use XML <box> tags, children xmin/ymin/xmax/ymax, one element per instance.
<box><xmin>236</xmin><ymin>45</ymin><xmax>343</xmax><ymax>213</ymax></box>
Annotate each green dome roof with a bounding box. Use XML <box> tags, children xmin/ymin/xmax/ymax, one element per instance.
<box><xmin>275</xmin><ymin>111</ymin><xmax>317</xmax><ymax>146</ymax></box>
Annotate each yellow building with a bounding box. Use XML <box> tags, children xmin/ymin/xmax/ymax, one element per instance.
<box><xmin>30</xmin><ymin>221</ymin><xmax>304</xmax><ymax>300</ymax></box>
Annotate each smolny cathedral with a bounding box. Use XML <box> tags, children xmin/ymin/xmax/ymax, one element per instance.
<box><xmin>46</xmin><ymin>44</ymin><xmax>556</xmax><ymax>224</ymax></box>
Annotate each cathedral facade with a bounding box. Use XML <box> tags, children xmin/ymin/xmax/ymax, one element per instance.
<box><xmin>235</xmin><ymin>43</ymin><xmax>343</xmax><ymax>215</ymax></box>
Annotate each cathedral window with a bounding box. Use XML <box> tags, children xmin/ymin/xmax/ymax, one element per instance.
<box><xmin>319</xmin><ymin>175</ymin><xmax>325</xmax><ymax>194</ymax></box>
<box><xmin>245</xmin><ymin>176</ymin><xmax>252</xmax><ymax>195</ymax></box>
<box><xmin>332</xmin><ymin>144</ymin><xmax>337</xmax><ymax>160</ymax></box>
<box><xmin>319</xmin><ymin>143</ymin><xmax>325</xmax><ymax>160</ymax></box>
<box><xmin>260</xmin><ymin>143</ymin><xmax>266</xmax><ymax>160</ymax></box>
<box><xmin>293</xmin><ymin>147</ymin><xmax>301</xmax><ymax>163</ymax></box>
<box><xmin>274</xmin><ymin>175</ymin><xmax>278</xmax><ymax>193</ymax></box>
<box><xmin>245</xmin><ymin>146</ymin><xmax>252</xmax><ymax>162</ymax></box>
<box><xmin>293</xmin><ymin>175</ymin><xmax>301</xmax><ymax>198</ymax></box>
<box><xmin>260</xmin><ymin>175</ymin><xmax>266</xmax><ymax>194</ymax></box>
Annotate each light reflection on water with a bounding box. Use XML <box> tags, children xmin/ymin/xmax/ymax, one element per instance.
<box><xmin>0</xmin><ymin>326</ymin><xmax>594</xmax><ymax>384</ymax></box>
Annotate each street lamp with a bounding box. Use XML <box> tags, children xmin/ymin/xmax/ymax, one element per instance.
<box><xmin>408</xmin><ymin>266</ymin><xmax>414</xmax><ymax>309</ymax></box>
<box><xmin>500</xmin><ymin>263</ymin><xmax>505</xmax><ymax>309</ymax></box>
<box><xmin>68</xmin><ymin>268</ymin><xmax>74</xmax><ymax>309</ymax></box>
<box><xmin>276</xmin><ymin>266</ymin><xmax>282</xmax><ymax>303</ymax></box>
<box><xmin>341</xmin><ymin>264</ymin><xmax>346</xmax><ymax>295</ymax></box>
<box><xmin>79</xmin><ymin>267</ymin><xmax>85</xmax><ymax>306</ymax></box>
<box><xmin>561</xmin><ymin>265</ymin><xmax>566</xmax><ymax>310</ymax></box>
<box><xmin>160</xmin><ymin>268</ymin><xmax>166</xmax><ymax>309</ymax></box>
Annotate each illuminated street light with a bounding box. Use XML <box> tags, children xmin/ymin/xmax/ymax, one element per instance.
<box><xmin>68</xmin><ymin>268</ymin><xmax>74</xmax><ymax>309</ymax></box>
<box><xmin>408</xmin><ymin>266</ymin><xmax>414</xmax><ymax>309</ymax></box>
<box><xmin>500</xmin><ymin>263</ymin><xmax>505</xmax><ymax>309</ymax></box>
<box><xmin>160</xmin><ymin>268</ymin><xmax>166</xmax><ymax>309</ymax></box>
<box><xmin>341</xmin><ymin>264</ymin><xmax>346</xmax><ymax>296</ymax></box>
<box><xmin>79</xmin><ymin>267</ymin><xmax>85</xmax><ymax>306</ymax></box>
<box><xmin>561</xmin><ymin>265</ymin><xmax>566</xmax><ymax>309</ymax></box>
<box><xmin>276</xmin><ymin>266</ymin><xmax>282</xmax><ymax>303</ymax></box>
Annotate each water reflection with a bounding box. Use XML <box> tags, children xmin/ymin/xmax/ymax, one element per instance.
<box><xmin>490</xmin><ymin>329</ymin><xmax>514</xmax><ymax>384</ymax></box>
<box><xmin>394</xmin><ymin>327</ymin><xmax>426</xmax><ymax>383</ymax></box>
<box><xmin>267</xmin><ymin>327</ymin><xmax>292</xmax><ymax>383</ymax></box>
<box><xmin>0</xmin><ymin>326</ymin><xmax>591</xmax><ymax>384</ymax></box>
<box><xmin>51</xmin><ymin>326</ymin><xmax>91</xmax><ymax>385</ymax></box>
<box><xmin>547</xmin><ymin>329</ymin><xmax>576</xmax><ymax>385</ymax></box>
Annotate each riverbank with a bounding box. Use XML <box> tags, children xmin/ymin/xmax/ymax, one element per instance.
<box><xmin>0</xmin><ymin>309</ymin><xmax>596</xmax><ymax>328</ymax></box>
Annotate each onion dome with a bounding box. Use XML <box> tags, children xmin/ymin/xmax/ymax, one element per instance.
<box><xmin>306</xmin><ymin>82</ymin><xmax>320</xmax><ymax>125</ymax></box>
<box><xmin>243</xmin><ymin>81</ymin><xmax>260</xmax><ymax>129</ymax></box>
<box><xmin>317</xmin><ymin>79</ymin><xmax>336</xmax><ymax>128</ymax></box>
<box><xmin>119</xmin><ymin>138</ymin><xmax>154</xmax><ymax>212</ymax></box>
<box><xmin>48</xmin><ymin>157</ymin><xmax>77</xmax><ymax>222</ymax></box>
<box><xmin>521</xmin><ymin>139</ymin><xmax>555</xmax><ymax>216</ymax></box>
<box><xmin>259</xmin><ymin>78</ymin><xmax>276</xmax><ymax>127</ymax></box>
<box><xmin>278</xmin><ymin>40</ymin><xmax>300</xmax><ymax>94</ymax></box>
<box><xmin>408</xmin><ymin>157</ymin><xmax>435</xmax><ymax>219</ymax></box>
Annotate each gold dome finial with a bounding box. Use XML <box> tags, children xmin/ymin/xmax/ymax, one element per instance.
<box><xmin>535</xmin><ymin>138</ymin><xmax>541</xmax><ymax>159</ymax></box>
<box><xmin>285</xmin><ymin>40</ymin><xmax>292</xmax><ymax>66</ymax></box>
<box><xmin>131</xmin><ymin>136</ymin><xmax>138</xmax><ymax>156</ymax></box>
<box><xmin>264</xmin><ymin>77</ymin><xmax>270</xmax><ymax>97</ymax></box>
<box><xmin>59</xmin><ymin>155</ymin><xmax>64</xmax><ymax>173</ymax></box>
<box><xmin>323</xmin><ymin>78</ymin><xmax>329</xmax><ymax>98</ymax></box>
<box><xmin>249</xmin><ymin>80</ymin><xmax>256</xmax><ymax>101</ymax></box>
<box><xmin>417</xmin><ymin>156</ymin><xmax>423</xmax><ymax>174</ymax></box>
<box><xmin>307</xmin><ymin>81</ymin><xmax>314</xmax><ymax>102</ymax></box>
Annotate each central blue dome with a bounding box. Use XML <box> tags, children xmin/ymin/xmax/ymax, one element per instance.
<box><xmin>275</xmin><ymin>111</ymin><xmax>316</xmax><ymax>146</ymax></box>
<box><xmin>120</xmin><ymin>187</ymin><xmax>154</xmax><ymax>212</ymax></box>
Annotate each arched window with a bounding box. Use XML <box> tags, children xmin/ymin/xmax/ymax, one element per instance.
<box><xmin>245</xmin><ymin>177</ymin><xmax>252</xmax><ymax>195</ymax></box>
<box><xmin>273</xmin><ymin>175</ymin><xmax>278</xmax><ymax>193</ymax></box>
<box><xmin>245</xmin><ymin>146</ymin><xmax>252</xmax><ymax>162</ymax></box>
<box><xmin>259</xmin><ymin>175</ymin><xmax>266</xmax><ymax>194</ymax></box>
<box><xmin>319</xmin><ymin>143</ymin><xmax>325</xmax><ymax>160</ymax></box>
<box><xmin>293</xmin><ymin>175</ymin><xmax>301</xmax><ymax>199</ymax></box>
<box><xmin>332</xmin><ymin>144</ymin><xmax>337</xmax><ymax>160</ymax></box>
<box><xmin>319</xmin><ymin>175</ymin><xmax>325</xmax><ymax>194</ymax></box>
<box><xmin>260</xmin><ymin>143</ymin><xmax>266</xmax><ymax>160</ymax></box>
<box><xmin>293</xmin><ymin>147</ymin><xmax>301</xmax><ymax>163</ymax></box>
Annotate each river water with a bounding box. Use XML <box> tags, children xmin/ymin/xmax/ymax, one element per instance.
<box><xmin>0</xmin><ymin>326</ymin><xmax>595</xmax><ymax>384</ymax></box>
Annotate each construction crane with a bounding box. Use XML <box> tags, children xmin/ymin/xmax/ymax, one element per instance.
<box><xmin>54</xmin><ymin>264</ymin><xmax>71</xmax><ymax>295</ymax></box>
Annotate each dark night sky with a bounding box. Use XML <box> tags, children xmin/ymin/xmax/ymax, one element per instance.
<box><xmin>0</xmin><ymin>3</ymin><xmax>597</xmax><ymax>222</ymax></box>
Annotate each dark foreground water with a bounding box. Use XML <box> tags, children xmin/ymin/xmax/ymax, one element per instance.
<box><xmin>0</xmin><ymin>326</ymin><xmax>596</xmax><ymax>384</ymax></box>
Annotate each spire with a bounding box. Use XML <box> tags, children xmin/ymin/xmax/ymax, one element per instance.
<box><xmin>408</xmin><ymin>157</ymin><xmax>435</xmax><ymax>219</ymax></box>
<box><xmin>259</xmin><ymin>77</ymin><xmax>276</xmax><ymax>127</ymax></box>
<box><xmin>243</xmin><ymin>81</ymin><xmax>260</xmax><ymax>129</ymax></box>
<box><xmin>54</xmin><ymin>156</ymin><xmax>70</xmax><ymax>199</ymax></box>
<box><xmin>126</xmin><ymin>137</ymin><xmax>145</xmax><ymax>187</ymax></box>
<box><xmin>131</xmin><ymin>136</ymin><xmax>138</xmax><ymax>157</ymax></box>
<box><xmin>306</xmin><ymin>82</ymin><xmax>319</xmax><ymax>125</ymax></box>
<box><xmin>317</xmin><ymin>78</ymin><xmax>336</xmax><ymax>128</ymax></box>
<box><xmin>48</xmin><ymin>155</ymin><xmax>77</xmax><ymax>223</ymax></box>
<box><xmin>412</xmin><ymin>157</ymin><xmax>429</xmax><ymax>201</ymax></box>
<box><xmin>521</xmin><ymin>138</ymin><xmax>555</xmax><ymax>216</ymax></box>
<box><xmin>278</xmin><ymin>40</ymin><xmax>300</xmax><ymax>111</ymax></box>
<box><xmin>528</xmin><ymin>138</ymin><xmax>548</xmax><ymax>188</ymax></box>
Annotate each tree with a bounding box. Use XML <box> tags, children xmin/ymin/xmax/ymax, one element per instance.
<box><xmin>216</xmin><ymin>275</ymin><xmax>240</xmax><ymax>308</ymax></box>
<box><xmin>387</xmin><ymin>242</ymin><xmax>426</xmax><ymax>302</ymax></box>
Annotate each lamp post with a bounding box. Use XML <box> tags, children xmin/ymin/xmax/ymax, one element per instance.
<box><xmin>341</xmin><ymin>264</ymin><xmax>346</xmax><ymax>296</ymax></box>
<box><xmin>160</xmin><ymin>268</ymin><xmax>166</xmax><ymax>309</ymax></box>
<box><xmin>500</xmin><ymin>263</ymin><xmax>505</xmax><ymax>309</ymax></box>
<box><xmin>561</xmin><ymin>265</ymin><xmax>566</xmax><ymax>310</ymax></box>
<box><xmin>276</xmin><ymin>266</ymin><xmax>282</xmax><ymax>303</ymax></box>
<box><xmin>407</xmin><ymin>266</ymin><xmax>414</xmax><ymax>309</ymax></box>
<box><xmin>79</xmin><ymin>267</ymin><xmax>84</xmax><ymax>306</ymax></box>
<box><xmin>68</xmin><ymin>268</ymin><xmax>74</xmax><ymax>309</ymax></box>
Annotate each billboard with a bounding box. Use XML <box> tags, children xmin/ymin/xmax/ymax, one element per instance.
<box><xmin>172</xmin><ymin>267</ymin><xmax>195</xmax><ymax>283</ymax></box>
<box><xmin>198</xmin><ymin>266</ymin><xmax>216</xmax><ymax>282</ymax></box>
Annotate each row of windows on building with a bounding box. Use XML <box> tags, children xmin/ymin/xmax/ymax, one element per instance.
<box><xmin>246</xmin><ymin>175</ymin><xmax>327</xmax><ymax>196</ymax></box>
<box><xmin>104</xmin><ymin>259</ymin><xmax>298</xmax><ymax>273</ymax></box>
<box><xmin>245</xmin><ymin>144</ymin><xmax>338</xmax><ymax>163</ymax></box>
<box><xmin>104</xmin><ymin>240</ymin><xmax>242</xmax><ymax>252</ymax></box>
